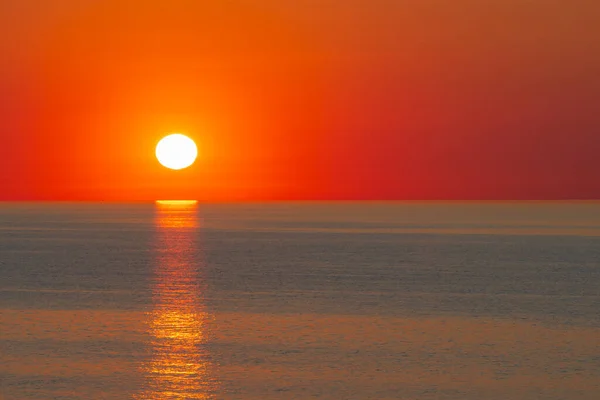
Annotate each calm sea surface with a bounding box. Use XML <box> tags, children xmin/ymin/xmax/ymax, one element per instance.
<box><xmin>1</xmin><ymin>202</ymin><xmax>599</xmax><ymax>399</ymax></box>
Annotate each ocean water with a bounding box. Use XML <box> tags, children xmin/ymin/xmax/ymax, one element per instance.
<box><xmin>1</xmin><ymin>201</ymin><xmax>599</xmax><ymax>399</ymax></box>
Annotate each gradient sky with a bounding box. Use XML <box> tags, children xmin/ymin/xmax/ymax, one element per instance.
<box><xmin>1</xmin><ymin>0</ymin><xmax>599</xmax><ymax>200</ymax></box>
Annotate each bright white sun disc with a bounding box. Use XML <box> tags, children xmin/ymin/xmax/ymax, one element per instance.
<box><xmin>156</xmin><ymin>134</ymin><xmax>198</xmax><ymax>170</ymax></box>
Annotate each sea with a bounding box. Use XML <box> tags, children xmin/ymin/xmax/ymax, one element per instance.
<box><xmin>1</xmin><ymin>202</ymin><xmax>599</xmax><ymax>399</ymax></box>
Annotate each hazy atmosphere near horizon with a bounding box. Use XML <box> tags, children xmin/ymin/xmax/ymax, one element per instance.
<box><xmin>1</xmin><ymin>1</ymin><xmax>599</xmax><ymax>399</ymax></box>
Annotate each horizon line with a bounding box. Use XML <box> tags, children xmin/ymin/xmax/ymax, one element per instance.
<box><xmin>1</xmin><ymin>199</ymin><xmax>600</xmax><ymax>204</ymax></box>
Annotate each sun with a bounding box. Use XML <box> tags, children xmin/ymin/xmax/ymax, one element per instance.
<box><xmin>156</xmin><ymin>134</ymin><xmax>198</xmax><ymax>170</ymax></box>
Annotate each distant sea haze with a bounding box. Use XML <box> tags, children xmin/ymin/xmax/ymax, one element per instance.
<box><xmin>1</xmin><ymin>202</ymin><xmax>599</xmax><ymax>399</ymax></box>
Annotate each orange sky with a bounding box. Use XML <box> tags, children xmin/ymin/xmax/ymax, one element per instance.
<box><xmin>1</xmin><ymin>0</ymin><xmax>599</xmax><ymax>200</ymax></box>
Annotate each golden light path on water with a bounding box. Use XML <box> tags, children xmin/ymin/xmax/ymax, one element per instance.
<box><xmin>136</xmin><ymin>200</ymin><xmax>216</xmax><ymax>399</ymax></box>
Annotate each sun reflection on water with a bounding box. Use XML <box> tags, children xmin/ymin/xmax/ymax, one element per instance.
<box><xmin>136</xmin><ymin>200</ymin><xmax>216</xmax><ymax>399</ymax></box>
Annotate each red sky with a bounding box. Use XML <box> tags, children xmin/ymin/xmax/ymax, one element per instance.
<box><xmin>1</xmin><ymin>0</ymin><xmax>599</xmax><ymax>200</ymax></box>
